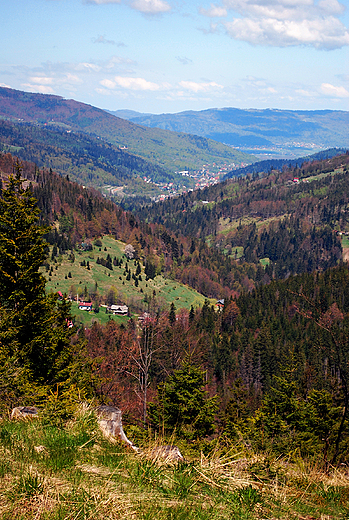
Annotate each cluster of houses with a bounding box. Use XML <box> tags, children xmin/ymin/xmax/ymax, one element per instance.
<box><xmin>78</xmin><ymin>301</ymin><xmax>224</xmax><ymax>315</ymax></box>
<box><xmin>77</xmin><ymin>301</ymin><xmax>129</xmax><ymax>316</ymax></box>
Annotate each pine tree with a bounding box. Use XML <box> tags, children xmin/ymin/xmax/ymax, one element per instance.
<box><xmin>0</xmin><ymin>165</ymin><xmax>93</xmax><ymax>408</ymax></box>
<box><xmin>150</xmin><ymin>358</ymin><xmax>218</xmax><ymax>438</ymax></box>
<box><xmin>169</xmin><ymin>302</ymin><xmax>176</xmax><ymax>325</ymax></box>
<box><xmin>0</xmin><ymin>167</ymin><xmax>48</xmax><ymax>312</ymax></box>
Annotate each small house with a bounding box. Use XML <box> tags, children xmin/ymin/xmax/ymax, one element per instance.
<box><xmin>108</xmin><ymin>304</ymin><xmax>129</xmax><ymax>316</ymax></box>
<box><xmin>78</xmin><ymin>302</ymin><xmax>93</xmax><ymax>311</ymax></box>
<box><xmin>138</xmin><ymin>312</ymin><xmax>151</xmax><ymax>323</ymax></box>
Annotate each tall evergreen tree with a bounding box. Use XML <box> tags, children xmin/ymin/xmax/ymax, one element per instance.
<box><xmin>0</xmin><ymin>167</ymin><xmax>48</xmax><ymax>312</ymax></box>
<box><xmin>149</xmin><ymin>358</ymin><xmax>218</xmax><ymax>438</ymax></box>
<box><xmin>0</xmin><ymin>164</ymin><xmax>92</xmax><ymax>408</ymax></box>
<box><xmin>169</xmin><ymin>302</ymin><xmax>176</xmax><ymax>325</ymax></box>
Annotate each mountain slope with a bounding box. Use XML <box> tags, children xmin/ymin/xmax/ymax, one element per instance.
<box><xmin>0</xmin><ymin>119</ymin><xmax>176</xmax><ymax>193</ymax></box>
<box><xmin>136</xmin><ymin>151</ymin><xmax>349</xmax><ymax>280</ymax></box>
<box><xmin>0</xmin><ymin>87</ymin><xmax>255</xmax><ymax>172</ymax></box>
<box><xmin>0</xmin><ymin>153</ymin><xmax>246</xmax><ymax>299</ymax></box>
<box><xmin>111</xmin><ymin>107</ymin><xmax>349</xmax><ymax>158</ymax></box>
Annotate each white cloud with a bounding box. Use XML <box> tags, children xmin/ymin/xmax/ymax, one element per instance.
<box><xmin>64</xmin><ymin>73</ymin><xmax>83</xmax><ymax>84</ymax></box>
<box><xmin>178</xmin><ymin>80</ymin><xmax>224</xmax><ymax>92</ymax></box>
<box><xmin>29</xmin><ymin>76</ymin><xmax>54</xmax><ymax>85</ymax></box>
<box><xmin>204</xmin><ymin>0</ymin><xmax>349</xmax><ymax>49</ymax></box>
<box><xmin>320</xmin><ymin>83</ymin><xmax>349</xmax><ymax>98</ymax></box>
<box><xmin>104</xmin><ymin>55</ymin><xmax>134</xmax><ymax>68</ymax></box>
<box><xmin>22</xmin><ymin>83</ymin><xmax>55</xmax><ymax>94</ymax></box>
<box><xmin>98</xmin><ymin>77</ymin><xmax>225</xmax><ymax>99</ymax></box>
<box><xmin>224</xmin><ymin>16</ymin><xmax>349</xmax><ymax>49</ymax></box>
<box><xmin>318</xmin><ymin>0</ymin><xmax>345</xmax><ymax>15</ymax></box>
<box><xmin>5</xmin><ymin>57</ymin><xmax>138</xmax><ymax>99</ymax></box>
<box><xmin>23</xmin><ymin>73</ymin><xmax>83</xmax><ymax>94</ymax></box>
<box><xmin>200</xmin><ymin>4</ymin><xmax>228</xmax><ymax>17</ymax></box>
<box><xmin>84</xmin><ymin>0</ymin><xmax>171</xmax><ymax>12</ymax></box>
<box><xmin>76</xmin><ymin>62</ymin><xmax>101</xmax><ymax>72</ymax></box>
<box><xmin>74</xmin><ymin>56</ymin><xmax>133</xmax><ymax>74</ymax></box>
<box><xmin>296</xmin><ymin>88</ymin><xmax>314</xmax><ymax>97</ymax></box>
<box><xmin>129</xmin><ymin>0</ymin><xmax>171</xmax><ymax>14</ymax></box>
<box><xmin>102</xmin><ymin>76</ymin><xmax>161</xmax><ymax>90</ymax></box>
<box><xmin>100</xmin><ymin>79</ymin><xmax>118</xmax><ymax>89</ymax></box>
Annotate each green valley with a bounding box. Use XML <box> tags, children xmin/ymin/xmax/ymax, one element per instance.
<box><xmin>0</xmin><ymin>87</ymin><xmax>255</xmax><ymax>187</ymax></box>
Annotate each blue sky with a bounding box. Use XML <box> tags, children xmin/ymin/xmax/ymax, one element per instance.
<box><xmin>1</xmin><ymin>0</ymin><xmax>348</xmax><ymax>113</ymax></box>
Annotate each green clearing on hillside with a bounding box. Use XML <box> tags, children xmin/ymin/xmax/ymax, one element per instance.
<box><xmin>223</xmin><ymin>245</ymin><xmax>243</xmax><ymax>258</ymax></box>
<box><xmin>44</xmin><ymin>235</ymin><xmax>207</xmax><ymax>326</ymax></box>
<box><xmin>305</xmin><ymin>167</ymin><xmax>344</xmax><ymax>183</ymax></box>
<box><xmin>210</xmin><ymin>215</ymin><xmax>288</xmax><ymax>259</ymax></box>
<box><xmin>259</xmin><ymin>257</ymin><xmax>270</xmax><ymax>266</ymax></box>
<box><xmin>218</xmin><ymin>215</ymin><xmax>287</xmax><ymax>236</ymax></box>
<box><xmin>341</xmin><ymin>235</ymin><xmax>349</xmax><ymax>248</ymax></box>
<box><xmin>0</xmin><ymin>143</ymin><xmax>23</xmax><ymax>153</ymax></box>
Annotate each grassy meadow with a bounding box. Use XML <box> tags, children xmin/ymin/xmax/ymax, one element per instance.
<box><xmin>1</xmin><ymin>411</ymin><xmax>349</xmax><ymax>520</ymax></box>
<box><xmin>43</xmin><ymin>235</ymin><xmax>207</xmax><ymax>326</ymax></box>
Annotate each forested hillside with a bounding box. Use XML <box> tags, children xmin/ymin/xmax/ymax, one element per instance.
<box><xmin>2</xmin><ymin>151</ymin><xmax>348</xmax><ymax>297</ymax></box>
<box><xmin>0</xmin><ymin>119</ymin><xmax>175</xmax><ymax>191</ymax></box>
<box><xmin>86</xmin><ymin>263</ymin><xmax>349</xmax><ymax>464</ymax></box>
<box><xmin>0</xmin><ymin>153</ymin><xmax>256</xmax><ymax>299</ymax></box>
<box><xmin>0</xmin><ymin>87</ymin><xmax>255</xmax><ymax>173</ymax></box>
<box><xmin>137</xmin><ymin>152</ymin><xmax>349</xmax><ymax>280</ymax></box>
<box><xmin>1</xmin><ymin>149</ymin><xmax>349</xmax><ymax>488</ymax></box>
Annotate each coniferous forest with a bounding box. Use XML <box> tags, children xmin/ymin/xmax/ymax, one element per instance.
<box><xmin>1</xmin><ymin>150</ymin><xmax>349</xmax><ymax>519</ymax></box>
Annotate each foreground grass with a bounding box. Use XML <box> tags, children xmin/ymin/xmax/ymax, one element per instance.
<box><xmin>1</xmin><ymin>416</ymin><xmax>349</xmax><ymax>519</ymax></box>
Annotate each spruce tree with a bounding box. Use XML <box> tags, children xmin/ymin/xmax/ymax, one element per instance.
<box><xmin>169</xmin><ymin>302</ymin><xmax>176</xmax><ymax>325</ymax></box>
<box><xmin>0</xmin><ymin>165</ymin><xmax>92</xmax><ymax>407</ymax></box>
<box><xmin>150</xmin><ymin>358</ymin><xmax>218</xmax><ymax>438</ymax></box>
<box><xmin>0</xmin><ymin>168</ymin><xmax>48</xmax><ymax>312</ymax></box>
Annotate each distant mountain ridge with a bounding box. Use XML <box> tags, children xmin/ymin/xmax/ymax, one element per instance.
<box><xmin>111</xmin><ymin>107</ymin><xmax>349</xmax><ymax>159</ymax></box>
<box><xmin>224</xmin><ymin>147</ymin><xmax>347</xmax><ymax>180</ymax></box>
<box><xmin>0</xmin><ymin>87</ymin><xmax>254</xmax><ymax>173</ymax></box>
<box><xmin>0</xmin><ymin>118</ymin><xmax>175</xmax><ymax>192</ymax></box>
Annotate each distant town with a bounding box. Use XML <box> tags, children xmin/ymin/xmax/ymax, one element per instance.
<box><xmin>104</xmin><ymin>160</ymin><xmax>250</xmax><ymax>201</ymax></box>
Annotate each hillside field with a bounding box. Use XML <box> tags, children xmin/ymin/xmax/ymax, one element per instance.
<box><xmin>43</xmin><ymin>235</ymin><xmax>208</xmax><ymax>326</ymax></box>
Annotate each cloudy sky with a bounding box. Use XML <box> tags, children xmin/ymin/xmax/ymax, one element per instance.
<box><xmin>1</xmin><ymin>0</ymin><xmax>348</xmax><ymax>113</ymax></box>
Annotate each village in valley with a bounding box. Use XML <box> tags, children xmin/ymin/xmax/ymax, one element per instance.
<box><xmin>104</xmin><ymin>160</ymin><xmax>250</xmax><ymax>201</ymax></box>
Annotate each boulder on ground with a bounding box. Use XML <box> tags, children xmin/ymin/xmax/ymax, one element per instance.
<box><xmin>10</xmin><ymin>406</ymin><xmax>39</xmax><ymax>420</ymax></box>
